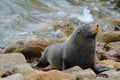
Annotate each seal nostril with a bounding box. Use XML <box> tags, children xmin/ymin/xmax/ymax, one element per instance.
<box><xmin>96</xmin><ymin>24</ymin><xmax>99</xmax><ymax>28</ymax></box>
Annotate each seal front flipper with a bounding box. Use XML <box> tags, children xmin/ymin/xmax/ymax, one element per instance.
<box><xmin>41</xmin><ymin>65</ymin><xmax>56</xmax><ymax>71</ymax></box>
<box><xmin>91</xmin><ymin>64</ymin><xmax>111</xmax><ymax>74</ymax></box>
<box><xmin>35</xmin><ymin>48</ymin><xmax>49</xmax><ymax>69</ymax></box>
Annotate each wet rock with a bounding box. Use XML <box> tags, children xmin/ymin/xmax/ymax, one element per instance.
<box><xmin>0</xmin><ymin>73</ymin><xmax>24</xmax><ymax>80</ymax></box>
<box><xmin>28</xmin><ymin>70</ymin><xmax>76</xmax><ymax>80</ymax></box>
<box><xmin>0</xmin><ymin>53</ymin><xmax>26</xmax><ymax>72</ymax></box>
<box><xmin>101</xmin><ymin>60</ymin><xmax>120</xmax><ymax>68</ymax></box>
<box><xmin>3</xmin><ymin>36</ymin><xmax>57</xmax><ymax>58</ymax></box>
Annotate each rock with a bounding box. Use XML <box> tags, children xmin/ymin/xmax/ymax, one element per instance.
<box><xmin>0</xmin><ymin>53</ymin><xmax>26</xmax><ymax>72</ymax></box>
<box><xmin>53</xmin><ymin>21</ymin><xmax>74</xmax><ymax>37</ymax></box>
<box><xmin>0</xmin><ymin>53</ymin><xmax>26</xmax><ymax>64</ymax></box>
<box><xmin>0</xmin><ymin>62</ymin><xmax>16</xmax><ymax>73</ymax></box>
<box><xmin>106</xmin><ymin>41</ymin><xmax>120</xmax><ymax>50</ymax></box>
<box><xmin>95</xmin><ymin>77</ymin><xmax>115</xmax><ymax>80</ymax></box>
<box><xmin>109</xmin><ymin>51</ymin><xmax>120</xmax><ymax>62</ymax></box>
<box><xmin>100</xmin><ymin>70</ymin><xmax>120</xmax><ymax>78</ymax></box>
<box><xmin>64</xmin><ymin>66</ymin><xmax>96</xmax><ymax>80</ymax></box>
<box><xmin>15</xmin><ymin>64</ymin><xmax>37</xmax><ymax>79</ymax></box>
<box><xmin>3</xmin><ymin>36</ymin><xmax>58</xmax><ymax>58</ymax></box>
<box><xmin>76</xmin><ymin>68</ymin><xmax>96</xmax><ymax>80</ymax></box>
<box><xmin>0</xmin><ymin>73</ymin><xmax>24</xmax><ymax>80</ymax></box>
<box><xmin>28</xmin><ymin>70</ymin><xmax>76</xmax><ymax>80</ymax></box>
<box><xmin>97</xmin><ymin>31</ymin><xmax>120</xmax><ymax>44</ymax></box>
<box><xmin>101</xmin><ymin>60</ymin><xmax>120</xmax><ymax>68</ymax></box>
<box><xmin>63</xmin><ymin>66</ymin><xmax>83</xmax><ymax>74</ymax></box>
<box><xmin>83</xmin><ymin>78</ymin><xmax>90</xmax><ymax>80</ymax></box>
<box><xmin>0</xmin><ymin>71</ymin><xmax>4</xmax><ymax>78</ymax></box>
<box><xmin>96</xmin><ymin>51</ymin><xmax>108</xmax><ymax>60</ymax></box>
<box><xmin>0</xmin><ymin>49</ymin><xmax>3</xmax><ymax>54</ymax></box>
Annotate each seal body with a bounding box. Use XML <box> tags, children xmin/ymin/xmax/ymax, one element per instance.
<box><xmin>36</xmin><ymin>23</ymin><xmax>99</xmax><ymax>71</ymax></box>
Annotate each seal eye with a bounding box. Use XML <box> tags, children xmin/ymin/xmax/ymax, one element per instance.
<box><xmin>77</xmin><ymin>31</ymin><xmax>81</xmax><ymax>34</ymax></box>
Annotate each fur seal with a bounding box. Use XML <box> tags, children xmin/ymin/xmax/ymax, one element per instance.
<box><xmin>35</xmin><ymin>23</ymin><xmax>109</xmax><ymax>73</ymax></box>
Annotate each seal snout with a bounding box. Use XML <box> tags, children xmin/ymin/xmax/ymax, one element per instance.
<box><xmin>91</xmin><ymin>24</ymin><xmax>99</xmax><ymax>35</ymax></box>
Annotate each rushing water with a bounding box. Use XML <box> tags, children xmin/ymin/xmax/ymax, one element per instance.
<box><xmin>0</xmin><ymin>0</ymin><xmax>120</xmax><ymax>47</ymax></box>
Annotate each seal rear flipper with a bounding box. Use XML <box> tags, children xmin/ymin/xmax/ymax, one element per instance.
<box><xmin>90</xmin><ymin>64</ymin><xmax>111</xmax><ymax>74</ymax></box>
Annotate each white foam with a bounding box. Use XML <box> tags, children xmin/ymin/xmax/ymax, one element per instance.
<box><xmin>70</xmin><ymin>8</ymin><xmax>94</xmax><ymax>22</ymax></box>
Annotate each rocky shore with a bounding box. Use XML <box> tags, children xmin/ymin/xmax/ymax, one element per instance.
<box><xmin>0</xmin><ymin>22</ymin><xmax>120</xmax><ymax>80</ymax></box>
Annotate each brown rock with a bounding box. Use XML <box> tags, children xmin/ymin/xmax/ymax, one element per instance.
<box><xmin>106</xmin><ymin>41</ymin><xmax>120</xmax><ymax>50</ymax></box>
<box><xmin>28</xmin><ymin>70</ymin><xmax>76</xmax><ymax>80</ymax></box>
<box><xmin>97</xmin><ymin>31</ymin><xmax>120</xmax><ymax>44</ymax></box>
<box><xmin>3</xmin><ymin>36</ymin><xmax>58</xmax><ymax>58</ymax></box>
<box><xmin>0</xmin><ymin>71</ymin><xmax>4</xmax><ymax>78</ymax></box>
<box><xmin>101</xmin><ymin>60</ymin><xmax>120</xmax><ymax>68</ymax></box>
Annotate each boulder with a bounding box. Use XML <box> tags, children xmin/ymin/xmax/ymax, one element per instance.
<box><xmin>106</xmin><ymin>41</ymin><xmax>120</xmax><ymax>50</ymax></box>
<box><xmin>28</xmin><ymin>70</ymin><xmax>76</xmax><ymax>80</ymax></box>
<box><xmin>0</xmin><ymin>71</ymin><xmax>4</xmax><ymax>78</ymax></box>
<box><xmin>97</xmin><ymin>31</ymin><xmax>120</xmax><ymax>44</ymax></box>
<box><xmin>0</xmin><ymin>73</ymin><xmax>24</xmax><ymax>80</ymax></box>
<box><xmin>76</xmin><ymin>68</ymin><xmax>96</xmax><ymax>80</ymax></box>
<box><xmin>0</xmin><ymin>53</ymin><xmax>26</xmax><ymax>72</ymax></box>
<box><xmin>53</xmin><ymin>21</ymin><xmax>74</xmax><ymax>37</ymax></box>
<box><xmin>100</xmin><ymin>70</ymin><xmax>120</xmax><ymax>78</ymax></box>
<box><xmin>95</xmin><ymin>77</ymin><xmax>116</xmax><ymax>80</ymax></box>
<box><xmin>3</xmin><ymin>36</ymin><xmax>58</xmax><ymax>58</ymax></box>
<box><xmin>64</xmin><ymin>66</ymin><xmax>96</xmax><ymax>80</ymax></box>
<box><xmin>15</xmin><ymin>64</ymin><xmax>37</xmax><ymax>79</ymax></box>
<box><xmin>63</xmin><ymin>66</ymin><xmax>83</xmax><ymax>74</ymax></box>
<box><xmin>100</xmin><ymin>60</ymin><xmax>120</xmax><ymax>68</ymax></box>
